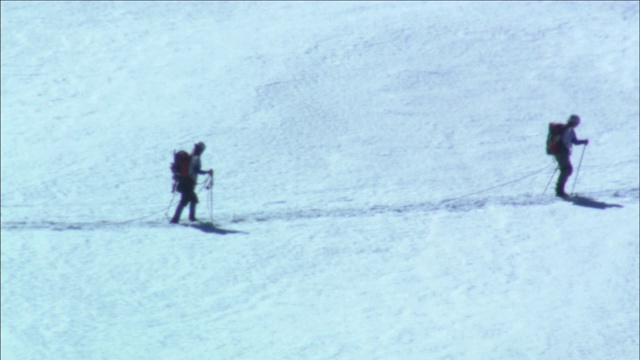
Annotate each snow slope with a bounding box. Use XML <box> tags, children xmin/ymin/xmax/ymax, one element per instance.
<box><xmin>1</xmin><ymin>2</ymin><xmax>638</xmax><ymax>359</ymax></box>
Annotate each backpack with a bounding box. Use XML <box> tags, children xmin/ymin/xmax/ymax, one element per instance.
<box><xmin>546</xmin><ymin>123</ymin><xmax>566</xmax><ymax>155</ymax></box>
<box><xmin>170</xmin><ymin>150</ymin><xmax>191</xmax><ymax>181</ymax></box>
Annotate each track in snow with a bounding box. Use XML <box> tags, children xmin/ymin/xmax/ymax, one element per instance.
<box><xmin>2</xmin><ymin>188</ymin><xmax>635</xmax><ymax>232</ymax></box>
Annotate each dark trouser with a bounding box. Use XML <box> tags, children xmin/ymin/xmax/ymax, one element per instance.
<box><xmin>170</xmin><ymin>178</ymin><xmax>199</xmax><ymax>223</ymax></box>
<box><xmin>554</xmin><ymin>149</ymin><xmax>573</xmax><ymax>195</ymax></box>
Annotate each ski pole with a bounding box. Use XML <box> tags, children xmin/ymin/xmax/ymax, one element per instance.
<box><xmin>571</xmin><ymin>144</ymin><xmax>587</xmax><ymax>195</ymax></box>
<box><xmin>543</xmin><ymin>166</ymin><xmax>558</xmax><ymax>195</ymax></box>
<box><xmin>209</xmin><ymin>174</ymin><xmax>215</xmax><ymax>224</ymax></box>
<box><xmin>208</xmin><ymin>173</ymin><xmax>214</xmax><ymax>223</ymax></box>
<box><xmin>209</xmin><ymin>185</ymin><xmax>213</xmax><ymax>223</ymax></box>
<box><xmin>166</xmin><ymin>191</ymin><xmax>177</xmax><ymax>219</ymax></box>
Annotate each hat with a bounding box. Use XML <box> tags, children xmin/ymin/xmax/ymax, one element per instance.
<box><xmin>568</xmin><ymin>114</ymin><xmax>580</xmax><ymax>125</ymax></box>
<box><xmin>195</xmin><ymin>141</ymin><xmax>206</xmax><ymax>151</ymax></box>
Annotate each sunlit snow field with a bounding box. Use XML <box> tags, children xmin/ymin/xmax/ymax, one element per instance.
<box><xmin>1</xmin><ymin>2</ymin><xmax>638</xmax><ymax>359</ymax></box>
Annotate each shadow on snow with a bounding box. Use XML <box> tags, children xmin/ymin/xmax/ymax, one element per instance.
<box><xmin>180</xmin><ymin>221</ymin><xmax>248</xmax><ymax>235</ymax></box>
<box><xmin>570</xmin><ymin>195</ymin><xmax>624</xmax><ymax>210</ymax></box>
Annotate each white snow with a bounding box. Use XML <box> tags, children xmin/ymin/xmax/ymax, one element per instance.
<box><xmin>1</xmin><ymin>1</ymin><xmax>638</xmax><ymax>359</ymax></box>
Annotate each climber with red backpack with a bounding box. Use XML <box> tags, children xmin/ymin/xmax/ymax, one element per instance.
<box><xmin>170</xmin><ymin>141</ymin><xmax>214</xmax><ymax>224</ymax></box>
<box><xmin>546</xmin><ymin>115</ymin><xmax>589</xmax><ymax>198</ymax></box>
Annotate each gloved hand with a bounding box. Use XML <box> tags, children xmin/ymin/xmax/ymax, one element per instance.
<box><xmin>208</xmin><ymin>169</ymin><xmax>214</xmax><ymax>175</ymax></box>
<box><xmin>583</xmin><ymin>139</ymin><xmax>589</xmax><ymax>145</ymax></box>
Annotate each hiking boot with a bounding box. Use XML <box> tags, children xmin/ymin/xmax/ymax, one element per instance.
<box><xmin>556</xmin><ymin>191</ymin><xmax>570</xmax><ymax>199</ymax></box>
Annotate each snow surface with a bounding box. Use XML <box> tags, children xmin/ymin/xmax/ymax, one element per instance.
<box><xmin>1</xmin><ymin>1</ymin><xmax>639</xmax><ymax>359</ymax></box>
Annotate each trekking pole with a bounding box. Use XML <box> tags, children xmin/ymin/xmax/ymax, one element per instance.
<box><xmin>571</xmin><ymin>144</ymin><xmax>587</xmax><ymax>195</ymax></box>
<box><xmin>543</xmin><ymin>166</ymin><xmax>558</xmax><ymax>195</ymax></box>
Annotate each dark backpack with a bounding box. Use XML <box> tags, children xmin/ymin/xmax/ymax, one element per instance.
<box><xmin>170</xmin><ymin>150</ymin><xmax>191</xmax><ymax>180</ymax></box>
<box><xmin>546</xmin><ymin>123</ymin><xmax>566</xmax><ymax>155</ymax></box>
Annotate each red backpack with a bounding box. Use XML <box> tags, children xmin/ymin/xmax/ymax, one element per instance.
<box><xmin>546</xmin><ymin>123</ymin><xmax>566</xmax><ymax>155</ymax></box>
<box><xmin>170</xmin><ymin>150</ymin><xmax>191</xmax><ymax>180</ymax></box>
